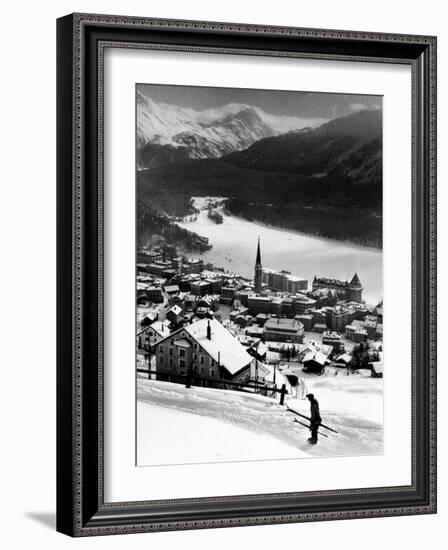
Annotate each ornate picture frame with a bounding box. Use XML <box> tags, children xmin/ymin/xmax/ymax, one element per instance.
<box><xmin>57</xmin><ymin>13</ymin><xmax>437</xmax><ymax>536</ymax></box>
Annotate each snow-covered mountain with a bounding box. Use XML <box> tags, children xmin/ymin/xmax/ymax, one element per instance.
<box><xmin>137</xmin><ymin>91</ymin><xmax>328</xmax><ymax>168</ymax></box>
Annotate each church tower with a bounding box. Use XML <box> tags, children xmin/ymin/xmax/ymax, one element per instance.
<box><xmin>254</xmin><ymin>237</ymin><xmax>263</xmax><ymax>294</ymax></box>
<box><xmin>348</xmin><ymin>272</ymin><xmax>363</xmax><ymax>302</ymax></box>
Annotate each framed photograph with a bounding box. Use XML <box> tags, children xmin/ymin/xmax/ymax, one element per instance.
<box><xmin>57</xmin><ymin>13</ymin><xmax>437</xmax><ymax>536</ymax></box>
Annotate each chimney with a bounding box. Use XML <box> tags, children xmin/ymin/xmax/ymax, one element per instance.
<box><xmin>207</xmin><ymin>320</ymin><xmax>211</xmax><ymax>340</ymax></box>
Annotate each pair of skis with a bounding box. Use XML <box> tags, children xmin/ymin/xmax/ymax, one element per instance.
<box><xmin>287</xmin><ymin>407</ymin><xmax>338</xmax><ymax>437</ymax></box>
<box><xmin>293</xmin><ymin>418</ymin><xmax>329</xmax><ymax>438</ymax></box>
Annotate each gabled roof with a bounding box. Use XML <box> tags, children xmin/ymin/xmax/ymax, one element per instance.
<box><xmin>150</xmin><ymin>320</ymin><xmax>170</xmax><ymax>337</ymax></box>
<box><xmin>336</xmin><ymin>353</ymin><xmax>352</xmax><ymax>364</ymax></box>
<box><xmin>185</xmin><ymin>318</ymin><xmax>252</xmax><ymax>375</ymax></box>
<box><xmin>137</xmin><ymin>320</ymin><xmax>170</xmax><ymax>338</ymax></box>
<box><xmin>303</xmin><ymin>351</ymin><xmax>327</xmax><ymax>366</ymax></box>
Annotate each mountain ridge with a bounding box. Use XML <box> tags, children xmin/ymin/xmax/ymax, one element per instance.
<box><xmin>137</xmin><ymin>91</ymin><xmax>328</xmax><ymax>166</ymax></box>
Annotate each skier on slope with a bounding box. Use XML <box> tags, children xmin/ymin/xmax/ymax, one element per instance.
<box><xmin>306</xmin><ymin>393</ymin><xmax>322</xmax><ymax>444</ymax></box>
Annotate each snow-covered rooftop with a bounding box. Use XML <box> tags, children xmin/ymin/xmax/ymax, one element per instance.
<box><xmin>185</xmin><ymin>318</ymin><xmax>252</xmax><ymax>376</ymax></box>
<box><xmin>151</xmin><ymin>320</ymin><xmax>170</xmax><ymax>337</ymax></box>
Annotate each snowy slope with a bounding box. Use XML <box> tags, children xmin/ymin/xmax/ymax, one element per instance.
<box><xmin>137</xmin><ymin>373</ymin><xmax>383</xmax><ymax>466</ymax></box>
<box><xmin>137</xmin><ymin>401</ymin><xmax>305</xmax><ymax>465</ymax></box>
<box><xmin>136</xmin><ymin>91</ymin><xmax>328</xmax><ymax>162</ymax></box>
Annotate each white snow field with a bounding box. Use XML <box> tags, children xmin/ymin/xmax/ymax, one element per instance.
<box><xmin>137</xmin><ymin>371</ymin><xmax>383</xmax><ymax>466</ymax></box>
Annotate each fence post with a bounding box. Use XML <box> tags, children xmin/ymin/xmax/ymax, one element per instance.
<box><xmin>185</xmin><ymin>369</ymin><xmax>191</xmax><ymax>389</ymax></box>
<box><xmin>145</xmin><ymin>352</ymin><xmax>151</xmax><ymax>379</ymax></box>
<box><xmin>279</xmin><ymin>384</ymin><xmax>286</xmax><ymax>406</ymax></box>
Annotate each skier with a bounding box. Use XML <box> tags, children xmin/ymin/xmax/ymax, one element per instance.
<box><xmin>306</xmin><ymin>393</ymin><xmax>322</xmax><ymax>444</ymax></box>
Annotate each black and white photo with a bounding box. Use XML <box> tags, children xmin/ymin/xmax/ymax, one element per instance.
<box><xmin>135</xmin><ymin>84</ymin><xmax>384</xmax><ymax>466</ymax></box>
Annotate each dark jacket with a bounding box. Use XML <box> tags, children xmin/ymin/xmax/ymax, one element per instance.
<box><xmin>310</xmin><ymin>399</ymin><xmax>322</xmax><ymax>425</ymax></box>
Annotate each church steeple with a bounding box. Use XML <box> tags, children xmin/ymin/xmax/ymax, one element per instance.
<box><xmin>254</xmin><ymin>236</ymin><xmax>263</xmax><ymax>294</ymax></box>
<box><xmin>256</xmin><ymin>236</ymin><xmax>262</xmax><ymax>265</ymax></box>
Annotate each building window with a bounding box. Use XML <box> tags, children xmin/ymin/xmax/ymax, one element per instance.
<box><xmin>193</xmin><ymin>343</ymin><xmax>198</xmax><ymax>350</ymax></box>
<box><xmin>179</xmin><ymin>349</ymin><xmax>185</xmax><ymax>357</ymax></box>
<box><xmin>179</xmin><ymin>360</ymin><xmax>185</xmax><ymax>369</ymax></box>
<box><xmin>210</xmin><ymin>369</ymin><xmax>215</xmax><ymax>378</ymax></box>
<box><xmin>200</xmin><ymin>355</ymin><xmax>205</xmax><ymax>364</ymax></box>
<box><xmin>200</xmin><ymin>367</ymin><xmax>204</xmax><ymax>376</ymax></box>
<box><xmin>169</xmin><ymin>358</ymin><xmax>173</xmax><ymax>366</ymax></box>
<box><xmin>159</xmin><ymin>346</ymin><xmax>163</xmax><ymax>354</ymax></box>
<box><xmin>193</xmin><ymin>353</ymin><xmax>197</xmax><ymax>361</ymax></box>
<box><xmin>160</xmin><ymin>356</ymin><xmax>164</xmax><ymax>364</ymax></box>
<box><xmin>169</xmin><ymin>347</ymin><xmax>173</xmax><ymax>356</ymax></box>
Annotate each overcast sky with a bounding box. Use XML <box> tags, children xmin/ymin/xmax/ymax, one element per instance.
<box><xmin>137</xmin><ymin>83</ymin><xmax>382</xmax><ymax>119</ymax></box>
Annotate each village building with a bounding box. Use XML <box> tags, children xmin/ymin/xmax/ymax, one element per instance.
<box><xmin>235</xmin><ymin>289</ymin><xmax>251</xmax><ymax>307</ymax></box>
<box><xmin>245</xmin><ymin>324</ymin><xmax>264</xmax><ymax>338</ymax></box>
<box><xmin>345</xmin><ymin>322</ymin><xmax>368</xmax><ymax>342</ymax></box>
<box><xmin>298</xmin><ymin>341</ymin><xmax>332</xmax><ymax>374</ymax></box>
<box><xmin>247</xmin><ymin>294</ymin><xmax>283</xmax><ymax>315</ymax></box>
<box><xmin>313</xmin><ymin>322</ymin><xmax>328</xmax><ymax>333</ymax></box>
<box><xmin>190</xmin><ymin>280</ymin><xmax>212</xmax><ymax>296</ymax></box>
<box><xmin>230</xmin><ymin>306</ymin><xmax>250</xmax><ymax>322</ymax></box>
<box><xmin>344</xmin><ymin>301</ymin><xmax>369</xmax><ymax>320</ymax></box>
<box><xmin>308</xmin><ymin>287</ymin><xmax>338</xmax><ymax>308</ymax></box>
<box><xmin>311</xmin><ymin>308</ymin><xmax>327</xmax><ymax>325</ymax></box>
<box><xmin>292</xmin><ymin>293</ymin><xmax>317</xmax><ymax>314</ymax></box>
<box><xmin>261</xmin><ymin>267</ymin><xmax>307</xmax><ymax>294</ymax></box>
<box><xmin>312</xmin><ymin>273</ymin><xmax>363</xmax><ymax>303</ymax></box>
<box><xmin>326</xmin><ymin>305</ymin><xmax>355</xmax><ymax>331</ymax></box>
<box><xmin>153</xmin><ymin>318</ymin><xmax>253</xmax><ymax>384</ymax></box>
<box><xmin>140</xmin><ymin>311</ymin><xmax>158</xmax><ymax>327</ymax></box>
<box><xmin>145</xmin><ymin>286</ymin><xmax>164</xmax><ymax>304</ymax></box>
<box><xmin>169</xmin><ymin>291</ymin><xmax>187</xmax><ymax>309</ymax></box>
<box><xmin>363</xmin><ymin>315</ymin><xmax>378</xmax><ymax>339</ymax></box>
<box><xmin>280</xmin><ymin>297</ymin><xmax>294</xmax><ymax>317</ymax></box>
<box><xmin>247</xmin><ymin>340</ymin><xmax>268</xmax><ymax>362</ymax></box>
<box><xmin>166</xmin><ymin>305</ymin><xmax>183</xmax><ymax>324</ymax></box>
<box><xmin>204</xmin><ymin>277</ymin><xmax>222</xmax><ymax>294</ymax></box>
<box><xmin>263</xmin><ymin>317</ymin><xmax>304</xmax><ymax>343</ymax></box>
<box><xmin>137</xmin><ymin>320</ymin><xmax>171</xmax><ymax>351</ymax></box>
<box><xmin>220</xmin><ymin>285</ymin><xmax>238</xmax><ymax>306</ymax></box>
<box><xmin>322</xmin><ymin>330</ymin><xmax>343</xmax><ymax>352</ymax></box>
<box><xmin>182</xmin><ymin>258</ymin><xmax>204</xmax><ymax>274</ymax></box>
<box><xmin>295</xmin><ymin>313</ymin><xmax>314</xmax><ymax>331</ymax></box>
<box><xmin>255</xmin><ymin>313</ymin><xmax>269</xmax><ymax>326</ymax></box>
<box><xmin>184</xmin><ymin>293</ymin><xmax>199</xmax><ymax>311</ymax></box>
<box><xmin>163</xmin><ymin>284</ymin><xmax>180</xmax><ymax>296</ymax></box>
<box><xmin>233</xmin><ymin>314</ymin><xmax>252</xmax><ymax>328</ymax></box>
<box><xmin>137</xmin><ymin>248</ymin><xmax>162</xmax><ymax>264</ymax></box>
<box><xmin>333</xmin><ymin>352</ymin><xmax>353</xmax><ymax>367</ymax></box>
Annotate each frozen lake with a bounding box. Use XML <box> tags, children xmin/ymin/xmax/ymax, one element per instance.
<box><xmin>177</xmin><ymin>197</ymin><xmax>383</xmax><ymax>305</ymax></box>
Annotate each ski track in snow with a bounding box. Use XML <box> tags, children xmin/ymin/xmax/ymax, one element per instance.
<box><xmin>137</xmin><ymin>374</ymin><xmax>383</xmax><ymax>465</ymax></box>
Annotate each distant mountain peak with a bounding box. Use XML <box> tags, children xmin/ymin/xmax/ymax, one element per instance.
<box><xmin>136</xmin><ymin>93</ymin><xmax>328</xmax><ymax>168</ymax></box>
